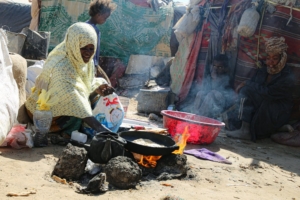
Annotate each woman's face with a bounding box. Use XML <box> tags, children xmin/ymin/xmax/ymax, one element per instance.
<box><xmin>80</xmin><ymin>44</ymin><xmax>95</xmax><ymax>63</ymax></box>
<box><xmin>266</xmin><ymin>52</ymin><xmax>281</xmax><ymax>69</ymax></box>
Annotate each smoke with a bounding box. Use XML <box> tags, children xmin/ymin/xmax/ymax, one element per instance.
<box><xmin>179</xmin><ymin>63</ymin><xmax>236</xmax><ymax>121</ymax></box>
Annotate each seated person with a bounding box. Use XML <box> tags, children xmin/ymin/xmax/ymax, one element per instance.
<box><xmin>193</xmin><ymin>54</ymin><xmax>234</xmax><ymax>119</ymax></box>
<box><xmin>226</xmin><ymin>37</ymin><xmax>295</xmax><ymax>141</ymax></box>
<box><xmin>25</xmin><ymin>22</ymin><xmax>121</xmax><ymax>143</ymax></box>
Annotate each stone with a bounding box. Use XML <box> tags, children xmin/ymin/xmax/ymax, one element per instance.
<box><xmin>52</xmin><ymin>144</ymin><xmax>88</xmax><ymax>180</ymax></box>
<box><xmin>104</xmin><ymin>156</ymin><xmax>142</xmax><ymax>189</ymax></box>
<box><xmin>154</xmin><ymin>154</ymin><xmax>188</xmax><ymax>181</ymax></box>
<box><xmin>77</xmin><ymin>173</ymin><xmax>108</xmax><ymax>194</ymax></box>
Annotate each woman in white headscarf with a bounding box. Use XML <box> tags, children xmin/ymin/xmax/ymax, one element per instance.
<box><xmin>226</xmin><ymin>37</ymin><xmax>295</xmax><ymax>141</ymax></box>
<box><xmin>25</xmin><ymin>22</ymin><xmax>115</xmax><ymax>144</ymax></box>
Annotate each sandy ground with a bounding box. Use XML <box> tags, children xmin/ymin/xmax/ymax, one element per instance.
<box><xmin>0</xmin><ymin>97</ymin><xmax>299</xmax><ymax>200</ymax></box>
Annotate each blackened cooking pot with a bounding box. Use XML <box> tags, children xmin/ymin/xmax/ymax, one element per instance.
<box><xmin>118</xmin><ymin>131</ymin><xmax>179</xmax><ymax>156</ymax></box>
<box><xmin>70</xmin><ymin>132</ymin><xmax>127</xmax><ymax>164</ymax></box>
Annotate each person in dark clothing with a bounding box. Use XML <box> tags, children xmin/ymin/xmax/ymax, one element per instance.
<box><xmin>226</xmin><ymin>37</ymin><xmax>295</xmax><ymax>141</ymax></box>
<box><xmin>86</xmin><ymin>0</ymin><xmax>116</xmax><ymax>81</ymax></box>
<box><xmin>193</xmin><ymin>54</ymin><xmax>234</xmax><ymax>119</ymax></box>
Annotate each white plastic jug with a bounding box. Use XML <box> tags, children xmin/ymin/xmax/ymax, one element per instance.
<box><xmin>71</xmin><ymin>130</ymin><xmax>87</xmax><ymax>144</ymax></box>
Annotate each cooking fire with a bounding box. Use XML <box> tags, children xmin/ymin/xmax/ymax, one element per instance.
<box><xmin>52</xmin><ymin>126</ymin><xmax>195</xmax><ymax>194</ymax></box>
<box><xmin>133</xmin><ymin>153</ymin><xmax>162</xmax><ymax>168</ymax></box>
<box><xmin>132</xmin><ymin>126</ymin><xmax>191</xmax><ymax>168</ymax></box>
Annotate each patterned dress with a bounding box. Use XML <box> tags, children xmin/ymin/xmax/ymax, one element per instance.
<box><xmin>25</xmin><ymin>22</ymin><xmax>97</xmax><ymax>135</ymax></box>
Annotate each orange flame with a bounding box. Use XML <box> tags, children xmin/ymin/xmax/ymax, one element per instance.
<box><xmin>132</xmin><ymin>153</ymin><xmax>162</xmax><ymax>168</ymax></box>
<box><xmin>131</xmin><ymin>126</ymin><xmax>190</xmax><ymax>167</ymax></box>
<box><xmin>173</xmin><ymin>126</ymin><xmax>190</xmax><ymax>154</ymax></box>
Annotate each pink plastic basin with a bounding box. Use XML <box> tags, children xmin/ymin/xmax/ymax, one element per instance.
<box><xmin>161</xmin><ymin>110</ymin><xmax>225</xmax><ymax>144</ymax></box>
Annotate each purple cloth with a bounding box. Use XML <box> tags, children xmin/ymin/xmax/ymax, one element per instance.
<box><xmin>184</xmin><ymin>148</ymin><xmax>232</xmax><ymax>164</ymax></box>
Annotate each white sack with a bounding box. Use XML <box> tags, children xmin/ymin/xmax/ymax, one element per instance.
<box><xmin>173</xmin><ymin>5</ymin><xmax>200</xmax><ymax>43</ymax></box>
<box><xmin>0</xmin><ymin>29</ymin><xmax>19</xmax><ymax>145</ymax></box>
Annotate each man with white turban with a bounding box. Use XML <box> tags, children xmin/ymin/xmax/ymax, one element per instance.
<box><xmin>226</xmin><ymin>37</ymin><xmax>295</xmax><ymax>141</ymax></box>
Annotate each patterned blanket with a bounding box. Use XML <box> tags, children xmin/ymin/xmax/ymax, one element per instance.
<box><xmin>39</xmin><ymin>0</ymin><xmax>173</xmax><ymax>62</ymax></box>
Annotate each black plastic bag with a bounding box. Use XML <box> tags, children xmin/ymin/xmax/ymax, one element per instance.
<box><xmin>88</xmin><ymin>132</ymin><xmax>127</xmax><ymax>164</ymax></box>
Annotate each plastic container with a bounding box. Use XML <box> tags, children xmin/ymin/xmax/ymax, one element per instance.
<box><xmin>71</xmin><ymin>130</ymin><xmax>87</xmax><ymax>144</ymax></box>
<box><xmin>33</xmin><ymin>110</ymin><xmax>52</xmax><ymax>132</ymax></box>
<box><xmin>5</xmin><ymin>30</ymin><xmax>26</xmax><ymax>54</ymax></box>
<box><xmin>161</xmin><ymin>110</ymin><xmax>225</xmax><ymax>145</ymax></box>
<box><xmin>137</xmin><ymin>87</ymin><xmax>170</xmax><ymax>114</ymax></box>
<box><xmin>33</xmin><ymin>110</ymin><xmax>52</xmax><ymax>147</ymax></box>
<box><xmin>119</xmin><ymin>96</ymin><xmax>130</xmax><ymax>117</ymax></box>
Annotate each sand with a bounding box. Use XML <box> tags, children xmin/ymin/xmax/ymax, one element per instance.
<box><xmin>0</xmin><ymin>97</ymin><xmax>299</xmax><ymax>200</ymax></box>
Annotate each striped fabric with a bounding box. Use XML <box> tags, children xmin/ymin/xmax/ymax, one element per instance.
<box><xmin>234</xmin><ymin>5</ymin><xmax>300</xmax><ymax>119</ymax></box>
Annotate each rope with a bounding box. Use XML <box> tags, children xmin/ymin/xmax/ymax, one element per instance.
<box><xmin>266</xmin><ymin>0</ymin><xmax>300</xmax><ymax>11</ymax></box>
<box><xmin>97</xmin><ymin>65</ymin><xmax>111</xmax><ymax>85</ymax></box>
<box><xmin>255</xmin><ymin>3</ymin><xmax>267</xmax><ymax>68</ymax></box>
<box><xmin>286</xmin><ymin>4</ymin><xmax>293</xmax><ymax>25</ymax></box>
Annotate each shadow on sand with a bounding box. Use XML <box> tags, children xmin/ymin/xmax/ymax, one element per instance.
<box><xmin>185</xmin><ymin>136</ymin><xmax>300</xmax><ymax>176</ymax></box>
<box><xmin>0</xmin><ymin>144</ymin><xmax>64</xmax><ymax>162</ymax></box>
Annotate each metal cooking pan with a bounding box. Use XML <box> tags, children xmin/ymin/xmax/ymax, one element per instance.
<box><xmin>118</xmin><ymin>131</ymin><xmax>179</xmax><ymax>156</ymax></box>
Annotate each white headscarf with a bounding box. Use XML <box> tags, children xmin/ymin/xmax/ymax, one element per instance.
<box><xmin>26</xmin><ymin>23</ymin><xmax>98</xmax><ymax>118</ymax></box>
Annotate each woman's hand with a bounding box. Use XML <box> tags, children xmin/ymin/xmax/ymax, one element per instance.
<box><xmin>95</xmin><ymin>84</ymin><xmax>115</xmax><ymax>96</ymax></box>
<box><xmin>235</xmin><ymin>81</ymin><xmax>246</xmax><ymax>93</ymax></box>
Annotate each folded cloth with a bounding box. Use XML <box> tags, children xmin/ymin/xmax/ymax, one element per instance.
<box><xmin>184</xmin><ymin>148</ymin><xmax>232</xmax><ymax>164</ymax></box>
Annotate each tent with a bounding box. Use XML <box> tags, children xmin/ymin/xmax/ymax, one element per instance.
<box><xmin>169</xmin><ymin>0</ymin><xmax>300</xmax><ymax>121</ymax></box>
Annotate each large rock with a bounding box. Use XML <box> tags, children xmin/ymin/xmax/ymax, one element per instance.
<box><xmin>154</xmin><ymin>154</ymin><xmax>188</xmax><ymax>181</ymax></box>
<box><xmin>77</xmin><ymin>173</ymin><xmax>108</xmax><ymax>194</ymax></box>
<box><xmin>52</xmin><ymin>144</ymin><xmax>88</xmax><ymax>180</ymax></box>
<box><xmin>104</xmin><ymin>156</ymin><xmax>142</xmax><ymax>189</ymax></box>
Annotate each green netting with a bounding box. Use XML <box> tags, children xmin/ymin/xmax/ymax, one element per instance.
<box><xmin>39</xmin><ymin>0</ymin><xmax>173</xmax><ymax>62</ymax></box>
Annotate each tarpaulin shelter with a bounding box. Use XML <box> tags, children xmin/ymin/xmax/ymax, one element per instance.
<box><xmin>38</xmin><ymin>0</ymin><xmax>174</xmax><ymax>62</ymax></box>
<box><xmin>0</xmin><ymin>0</ymin><xmax>31</xmax><ymax>32</ymax></box>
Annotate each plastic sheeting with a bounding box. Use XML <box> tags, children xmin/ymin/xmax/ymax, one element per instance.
<box><xmin>0</xmin><ymin>0</ymin><xmax>31</xmax><ymax>33</ymax></box>
<box><xmin>38</xmin><ymin>0</ymin><xmax>174</xmax><ymax>62</ymax></box>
